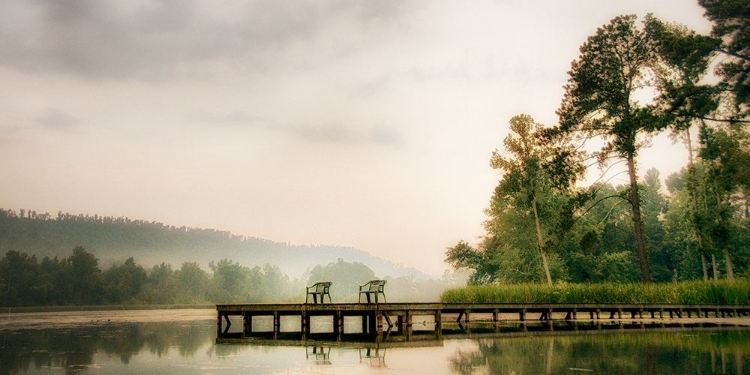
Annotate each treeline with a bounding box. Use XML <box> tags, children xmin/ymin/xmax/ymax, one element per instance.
<box><xmin>0</xmin><ymin>208</ymin><xmax>309</xmax><ymax>266</ymax></box>
<box><xmin>0</xmin><ymin>208</ymin><xmax>426</xmax><ymax>279</ymax></box>
<box><xmin>447</xmin><ymin>4</ymin><xmax>750</xmax><ymax>285</ymax></box>
<box><xmin>448</xmin><ymin>166</ymin><xmax>749</xmax><ymax>284</ymax></box>
<box><xmin>0</xmin><ymin>247</ymin><xmax>464</xmax><ymax>307</ymax></box>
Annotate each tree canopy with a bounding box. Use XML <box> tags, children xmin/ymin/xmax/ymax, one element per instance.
<box><xmin>447</xmin><ymin>7</ymin><xmax>749</xmax><ymax>285</ymax></box>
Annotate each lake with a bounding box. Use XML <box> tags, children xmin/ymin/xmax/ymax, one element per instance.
<box><xmin>1</xmin><ymin>309</ymin><xmax>748</xmax><ymax>374</ymax></box>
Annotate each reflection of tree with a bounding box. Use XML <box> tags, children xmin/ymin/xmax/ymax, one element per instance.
<box><xmin>1</xmin><ymin>328</ymin><xmax>98</xmax><ymax>375</ymax></box>
<box><xmin>0</xmin><ymin>320</ymin><xmax>215</xmax><ymax>374</ymax></box>
<box><xmin>99</xmin><ymin>324</ymin><xmax>146</xmax><ymax>364</ymax></box>
<box><xmin>448</xmin><ymin>331</ymin><xmax>750</xmax><ymax>375</ymax></box>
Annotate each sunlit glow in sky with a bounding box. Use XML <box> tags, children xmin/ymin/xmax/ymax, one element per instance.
<box><xmin>0</xmin><ymin>0</ymin><xmax>712</xmax><ymax>276</ymax></box>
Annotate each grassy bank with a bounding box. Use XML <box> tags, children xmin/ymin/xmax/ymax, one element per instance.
<box><xmin>441</xmin><ymin>280</ymin><xmax>750</xmax><ymax>305</ymax></box>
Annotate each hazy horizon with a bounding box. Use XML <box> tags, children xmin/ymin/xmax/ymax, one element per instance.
<box><xmin>0</xmin><ymin>0</ymin><xmax>712</xmax><ymax>276</ymax></box>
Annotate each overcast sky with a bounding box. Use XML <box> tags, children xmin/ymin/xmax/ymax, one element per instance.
<box><xmin>0</xmin><ymin>0</ymin><xmax>712</xmax><ymax>276</ymax></box>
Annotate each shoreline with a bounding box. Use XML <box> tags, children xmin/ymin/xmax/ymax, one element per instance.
<box><xmin>0</xmin><ymin>303</ymin><xmax>215</xmax><ymax>314</ymax></box>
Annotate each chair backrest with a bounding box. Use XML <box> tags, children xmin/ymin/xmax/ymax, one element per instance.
<box><xmin>367</xmin><ymin>280</ymin><xmax>386</xmax><ymax>292</ymax></box>
<box><xmin>315</xmin><ymin>282</ymin><xmax>331</xmax><ymax>293</ymax></box>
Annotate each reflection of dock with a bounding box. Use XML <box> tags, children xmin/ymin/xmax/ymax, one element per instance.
<box><xmin>216</xmin><ymin>302</ymin><xmax>750</xmax><ymax>343</ymax></box>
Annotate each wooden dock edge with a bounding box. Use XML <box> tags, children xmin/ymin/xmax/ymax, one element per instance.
<box><xmin>216</xmin><ymin>302</ymin><xmax>750</xmax><ymax>342</ymax></box>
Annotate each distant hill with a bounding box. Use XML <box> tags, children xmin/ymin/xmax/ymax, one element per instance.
<box><xmin>0</xmin><ymin>208</ymin><xmax>430</xmax><ymax>279</ymax></box>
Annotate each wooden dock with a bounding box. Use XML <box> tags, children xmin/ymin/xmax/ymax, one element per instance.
<box><xmin>216</xmin><ymin>302</ymin><xmax>750</xmax><ymax>342</ymax></box>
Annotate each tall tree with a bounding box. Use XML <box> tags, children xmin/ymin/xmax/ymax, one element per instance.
<box><xmin>640</xmin><ymin>169</ymin><xmax>671</xmax><ymax>281</ymax></box>
<box><xmin>646</xmin><ymin>14</ymin><xmax>721</xmax><ymax>280</ymax></box>
<box><xmin>699</xmin><ymin>0</ymin><xmax>750</xmax><ymax>116</ymax></box>
<box><xmin>490</xmin><ymin>115</ymin><xmax>558</xmax><ymax>284</ymax></box>
<box><xmin>698</xmin><ymin>124</ymin><xmax>750</xmax><ymax>279</ymax></box>
<box><xmin>103</xmin><ymin>257</ymin><xmax>147</xmax><ymax>303</ymax></box>
<box><xmin>175</xmin><ymin>261</ymin><xmax>209</xmax><ymax>303</ymax></box>
<box><xmin>555</xmin><ymin>15</ymin><xmax>668</xmax><ymax>282</ymax></box>
<box><xmin>66</xmin><ymin>246</ymin><xmax>104</xmax><ymax>305</ymax></box>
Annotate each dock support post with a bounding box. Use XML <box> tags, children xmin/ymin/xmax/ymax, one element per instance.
<box><xmin>493</xmin><ymin>309</ymin><xmax>499</xmax><ymax>332</ymax></box>
<box><xmin>435</xmin><ymin>310</ymin><xmax>442</xmax><ymax>337</ymax></box>
<box><xmin>273</xmin><ymin>311</ymin><xmax>279</xmax><ymax>338</ymax></box>
<box><xmin>376</xmin><ymin>311</ymin><xmax>384</xmax><ymax>339</ymax></box>
<box><xmin>368</xmin><ymin>312</ymin><xmax>376</xmax><ymax>335</ymax></box>
<box><xmin>405</xmin><ymin>311</ymin><xmax>413</xmax><ymax>340</ymax></box>
<box><xmin>333</xmin><ymin>311</ymin><xmax>341</xmax><ymax>335</ymax></box>
<box><xmin>520</xmin><ymin>309</ymin><xmax>526</xmax><ymax>322</ymax></box>
<box><xmin>244</xmin><ymin>313</ymin><xmax>252</xmax><ymax>336</ymax></box>
<box><xmin>302</xmin><ymin>310</ymin><xmax>309</xmax><ymax>335</ymax></box>
<box><xmin>217</xmin><ymin>312</ymin><xmax>222</xmax><ymax>336</ymax></box>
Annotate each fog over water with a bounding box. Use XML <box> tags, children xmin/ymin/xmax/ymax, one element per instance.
<box><xmin>1</xmin><ymin>309</ymin><xmax>749</xmax><ymax>374</ymax></box>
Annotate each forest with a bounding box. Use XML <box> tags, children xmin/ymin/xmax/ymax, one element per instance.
<box><xmin>0</xmin><ymin>208</ymin><xmax>467</xmax><ymax>307</ymax></box>
<box><xmin>446</xmin><ymin>2</ymin><xmax>749</xmax><ymax>285</ymax></box>
<box><xmin>0</xmin><ymin>247</ymin><xmax>462</xmax><ymax>307</ymax></box>
<box><xmin>0</xmin><ymin>208</ymin><xmax>428</xmax><ymax>280</ymax></box>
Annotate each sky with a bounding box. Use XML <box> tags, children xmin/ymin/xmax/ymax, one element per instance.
<box><xmin>0</xmin><ymin>0</ymin><xmax>713</xmax><ymax>276</ymax></box>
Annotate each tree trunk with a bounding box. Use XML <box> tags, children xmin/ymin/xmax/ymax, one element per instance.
<box><xmin>532</xmin><ymin>196</ymin><xmax>553</xmax><ymax>285</ymax></box>
<box><xmin>723</xmin><ymin>249</ymin><xmax>735</xmax><ymax>280</ymax></box>
<box><xmin>626</xmin><ymin>153</ymin><xmax>650</xmax><ymax>282</ymax></box>
<box><xmin>712</xmin><ymin>254</ymin><xmax>719</xmax><ymax>280</ymax></box>
<box><xmin>686</xmin><ymin>127</ymin><xmax>709</xmax><ymax>281</ymax></box>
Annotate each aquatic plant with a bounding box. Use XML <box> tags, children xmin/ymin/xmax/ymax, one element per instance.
<box><xmin>440</xmin><ymin>280</ymin><xmax>750</xmax><ymax>304</ymax></box>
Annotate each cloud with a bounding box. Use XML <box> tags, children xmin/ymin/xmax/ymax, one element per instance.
<box><xmin>0</xmin><ymin>107</ymin><xmax>79</xmax><ymax>144</ymax></box>
<box><xmin>190</xmin><ymin>111</ymin><xmax>278</xmax><ymax>131</ymax></box>
<box><xmin>0</xmin><ymin>0</ymin><xmax>418</xmax><ymax>81</ymax></box>
<box><xmin>191</xmin><ymin>110</ymin><xmax>402</xmax><ymax>147</ymax></box>
<box><xmin>36</xmin><ymin>108</ymin><xmax>80</xmax><ymax>131</ymax></box>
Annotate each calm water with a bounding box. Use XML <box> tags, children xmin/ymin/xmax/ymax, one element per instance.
<box><xmin>1</xmin><ymin>309</ymin><xmax>748</xmax><ymax>374</ymax></box>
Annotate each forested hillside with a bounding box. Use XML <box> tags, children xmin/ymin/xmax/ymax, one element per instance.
<box><xmin>0</xmin><ymin>247</ymin><xmax>462</xmax><ymax>307</ymax></box>
<box><xmin>0</xmin><ymin>208</ymin><xmax>428</xmax><ymax>279</ymax></box>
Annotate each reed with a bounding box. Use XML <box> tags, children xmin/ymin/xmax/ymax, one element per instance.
<box><xmin>440</xmin><ymin>280</ymin><xmax>750</xmax><ymax>305</ymax></box>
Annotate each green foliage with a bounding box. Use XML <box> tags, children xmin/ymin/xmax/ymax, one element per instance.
<box><xmin>0</xmin><ymin>208</ymin><xmax>397</xmax><ymax>279</ymax></box>
<box><xmin>699</xmin><ymin>0</ymin><xmax>750</xmax><ymax>115</ymax></box>
<box><xmin>449</xmin><ymin>11</ymin><xmax>749</xmax><ymax>287</ymax></box>
<box><xmin>445</xmin><ymin>240</ymin><xmax>500</xmax><ymax>285</ymax></box>
<box><xmin>441</xmin><ymin>280</ymin><xmax>750</xmax><ymax>304</ymax></box>
<box><xmin>104</xmin><ymin>258</ymin><xmax>147</xmax><ymax>304</ymax></box>
<box><xmin>0</xmin><ymin>248</ymin><xmax>297</xmax><ymax>306</ymax></box>
<box><xmin>470</xmin><ymin>114</ymin><xmax>583</xmax><ymax>285</ymax></box>
<box><xmin>306</xmin><ymin>258</ymin><xmax>376</xmax><ymax>301</ymax></box>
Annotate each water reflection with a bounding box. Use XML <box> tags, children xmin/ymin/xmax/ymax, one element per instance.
<box><xmin>306</xmin><ymin>346</ymin><xmax>332</xmax><ymax>365</ymax></box>
<box><xmin>1</xmin><ymin>311</ymin><xmax>749</xmax><ymax>374</ymax></box>
<box><xmin>0</xmin><ymin>321</ymin><xmax>214</xmax><ymax>375</ymax></box>
<box><xmin>448</xmin><ymin>330</ymin><xmax>749</xmax><ymax>375</ymax></box>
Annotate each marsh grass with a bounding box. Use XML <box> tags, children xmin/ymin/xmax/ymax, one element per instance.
<box><xmin>440</xmin><ymin>280</ymin><xmax>750</xmax><ymax>304</ymax></box>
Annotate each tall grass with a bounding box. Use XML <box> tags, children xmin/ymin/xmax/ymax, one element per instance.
<box><xmin>440</xmin><ymin>280</ymin><xmax>750</xmax><ymax>305</ymax></box>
